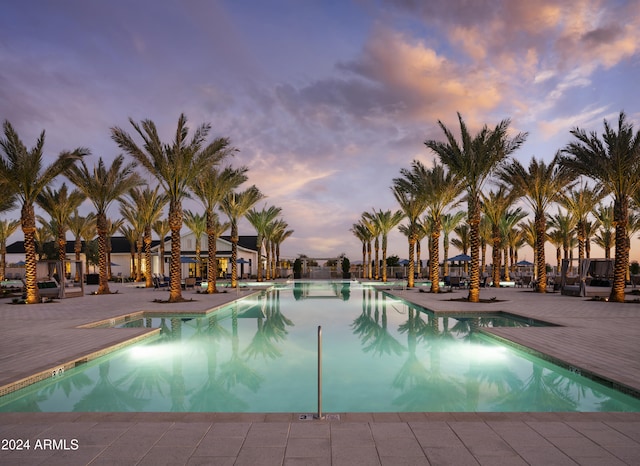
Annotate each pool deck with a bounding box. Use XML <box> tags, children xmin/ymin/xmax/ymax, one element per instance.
<box><xmin>0</xmin><ymin>282</ymin><xmax>639</xmax><ymax>465</ymax></box>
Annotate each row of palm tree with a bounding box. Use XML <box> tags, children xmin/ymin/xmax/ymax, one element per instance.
<box><xmin>355</xmin><ymin>111</ymin><xmax>640</xmax><ymax>303</ymax></box>
<box><xmin>0</xmin><ymin>114</ymin><xmax>293</xmax><ymax>304</ymax></box>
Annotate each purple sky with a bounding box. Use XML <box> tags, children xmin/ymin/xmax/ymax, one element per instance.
<box><xmin>2</xmin><ymin>0</ymin><xmax>639</xmax><ymax>262</ymax></box>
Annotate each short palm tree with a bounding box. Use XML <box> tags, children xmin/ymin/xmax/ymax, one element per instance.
<box><xmin>391</xmin><ymin>185</ymin><xmax>427</xmax><ymax>288</ymax></box>
<box><xmin>272</xmin><ymin>225</ymin><xmax>293</xmax><ymax>279</ymax></box>
<box><xmin>350</xmin><ymin>221</ymin><xmax>372</xmax><ymax>279</ymax></box>
<box><xmin>561</xmin><ymin>112</ymin><xmax>640</xmax><ymax>302</ymax></box>
<box><xmin>593</xmin><ymin>204</ymin><xmax>614</xmax><ymax>258</ymax></box>
<box><xmin>497</xmin><ymin>154</ymin><xmax>573</xmax><ymax>293</ymax></box>
<box><xmin>451</xmin><ymin>223</ymin><xmax>470</xmax><ymax>274</ymax></box>
<box><xmin>184</xmin><ymin>210</ymin><xmax>207</xmax><ymax>279</ymax></box>
<box><xmin>112</xmin><ymin>113</ymin><xmax>233</xmax><ymax>302</ymax></box>
<box><xmin>152</xmin><ymin>219</ymin><xmax>170</xmax><ymax>277</ymax></box>
<box><xmin>0</xmin><ymin>120</ymin><xmax>88</xmax><ymax>303</ymax></box>
<box><xmin>67</xmin><ymin>155</ymin><xmax>141</xmax><ymax>294</ymax></box>
<box><xmin>441</xmin><ymin>211</ymin><xmax>465</xmax><ymax>276</ymax></box>
<box><xmin>191</xmin><ymin>166</ymin><xmax>247</xmax><ymax>292</ymax></box>
<box><xmin>220</xmin><ymin>186</ymin><xmax>264</xmax><ymax>288</ymax></box>
<box><xmin>122</xmin><ymin>186</ymin><xmax>167</xmax><ymax>287</ymax></box>
<box><xmin>548</xmin><ymin>208</ymin><xmax>576</xmax><ymax>263</ymax></box>
<box><xmin>426</xmin><ymin>113</ymin><xmax>527</xmax><ymax>301</ymax></box>
<box><xmin>119</xmin><ymin>201</ymin><xmax>145</xmax><ymax>281</ymax></box>
<box><xmin>365</xmin><ymin>209</ymin><xmax>404</xmax><ymax>283</ymax></box>
<box><xmin>0</xmin><ymin>219</ymin><xmax>20</xmax><ymax>280</ymax></box>
<box><xmin>68</xmin><ymin>210</ymin><xmax>95</xmax><ymax>281</ymax></box>
<box><xmin>481</xmin><ymin>186</ymin><xmax>516</xmax><ymax>287</ymax></box>
<box><xmin>246</xmin><ymin>205</ymin><xmax>282</xmax><ymax>282</ymax></box>
<box><xmin>560</xmin><ymin>182</ymin><xmax>605</xmax><ymax>273</ymax></box>
<box><xmin>499</xmin><ymin>208</ymin><xmax>527</xmax><ymax>281</ymax></box>
<box><xmin>36</xmin><ymin>183</ymin><xmax>86</xmax><ymax>262</ymax></box>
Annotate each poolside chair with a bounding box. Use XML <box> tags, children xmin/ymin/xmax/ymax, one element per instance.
<box><xmin>449</xmin><ymin>276</ymin><xmax>461</xmax><ymax>289</ymax></box>
<box><xmin>184</xmin><ymin>277</ymin><xmax>196</xmax><ymax>290</ymax></box>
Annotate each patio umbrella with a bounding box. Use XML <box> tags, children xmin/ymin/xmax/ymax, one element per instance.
<box><xmin>180</xmin><ymin>257</ymin><xmax>197</xmax><ymax>263</ymax></box>
<box><xmin>447</xmin><ymin>253</ymin><xmax>471</xmax><ymax>276</ymax></box>
<box><xmin>516</xmin><ymin>260</ymin><xmax>534</xmax><ymax>266</ymax></box>
<box><xmin>237</xmin><ymin>258</ymin><xmax>249</xmax><ymax>277</ymax></box>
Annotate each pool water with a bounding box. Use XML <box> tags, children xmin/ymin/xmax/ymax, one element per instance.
<box><xmin>1</xmin><ymin>281</ymin><xmax>638</xmax><ymax>412</ymax></box>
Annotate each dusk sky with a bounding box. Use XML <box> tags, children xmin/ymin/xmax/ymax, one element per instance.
<box><xmin>2</xmin><ymin>0</ymin><xmax>639</xmax><ymax>262</ymax></box>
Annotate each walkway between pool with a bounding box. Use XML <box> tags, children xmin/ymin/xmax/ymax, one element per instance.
<box><xmin>0</xmin><ymin>282</ymin><xmax>639</xmax><ymax>465</ymax></box>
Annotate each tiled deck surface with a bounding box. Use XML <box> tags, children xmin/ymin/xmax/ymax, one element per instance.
<box><xmin>0</xmin><ymin>282</ymin><xmax>639</xmax><ymax>465</ymax></box>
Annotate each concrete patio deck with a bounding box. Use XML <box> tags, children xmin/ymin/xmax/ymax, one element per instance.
<box><xmin>0</xmin><ymin>282</ymin><xmax>638</xmax><ymax>465</ymax></box>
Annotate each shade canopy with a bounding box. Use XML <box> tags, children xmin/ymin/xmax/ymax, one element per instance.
<box><xmin>180</xmin><ymin>257</ymin><xmax>197</xmax><ymax>263</ymax></box>
<box><xmin>447</xmin><ymin>253</ymin><xmax>471</xmax><ymax>262</ymax></box>
<box><xmin>516</xmin><ymin>260</ymin><xmax>534</xmax><ymax>266</ymax></box>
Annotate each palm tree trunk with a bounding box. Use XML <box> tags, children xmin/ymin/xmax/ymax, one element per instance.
<box><xmin>206</xmin><ymin>230</ymin><xmax>218</xmax><ymax>293</ymax></box>
<box><xmin>467</xmin><ymin>199</ymin><xmax>481</xmax><ymax>302</ymax></box>
<box><xmin>610</xmin><ymin>198</ymin><xmax>628</xmax><ymax>302</ymax></box>
<box><xmin>58</xmin><ymin>231</ymin><xmax>66</xmax><ymax>262</ymax></box>
<box><xmin>96</xmin><ymin>213</ymin><xmax>111</xmax><ymax>294</ymax></box>
<box><xmin>492</xmin><ymin>227</ymin><xmax>501</xmax><ymax>288</ymax></box>
<box><xmin>168</xmin><ymin>202</ymin><xmax>183</xmax><ymax>302</ymax></box>
<box><xmin>367</xmin><ymin>242</ymin><xmax>372</xmax><ymax>279</ymax></box>
<box><xmin>22</xmin><ymin>203</ymin><xmax>39</xmax><ymax>304</ymax></box>
<box><xmin>416</xmin><ymin>240</ymin><xmax>422</xmax><ymax>279</ymax></box>
<box><xmin>265</xmin><ymin>239</ymin><xmax>271</xmax><ymax>280</ymax></box>
<box><xmin>361</xmin><ymin>243</ymin><xmax>366</xmax><ymax>279</ymax></box>
<box><xmin>374</xmin><ymin>237</ymin><xmax>380</xmax><ymax>280</ymax></box>
<box><xmin>74</xmin><ymin>237</ymin><xmax>82</xmax><ymax>282</ymax></box>
<box><xmin>255</xmin><ymin>237</ymin><xmax>263</xmax><ymax>282</ymax></box>
<box><xmin>407</xmin><ymin>237</ymin><xmax>416</xmax><ymax>288</ymax></box>
<box><xmin>230</xmin><ymin>224</ymin><xmax>238</xmax><ymax>288</ymax></box>
<box><xmin>144</xmin><ymin>226</ymin><xmax>152</xmax><ymax>288</ymax></box>
<box><xmin>381</xmin><ymin>244</ymin><xmax>388</xmax><ymax>282</ymax></box>
<box><xmin>430</xmin><ymin>230</ymin><xmax>440</xmax><ymax>293</ymax></box>
<box><xmin>503</xmin><ymin>246</ymin><xmax>510</xmax><ymax>281</ymax></box>
<box><xmin>535</xmin><ymin>214</ymin><xmax>547</xmax><ymax>293</ymax></box>
<box><xmin>136</xmin><ymin>238</ymin><xmax>143</xmax><ymax>282</ymax></box>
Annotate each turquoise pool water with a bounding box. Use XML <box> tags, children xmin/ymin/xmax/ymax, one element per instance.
<box><xmin>1</xmin><ymin>281</ymin><xmax>638</xmax><ymax>412</ymax></box>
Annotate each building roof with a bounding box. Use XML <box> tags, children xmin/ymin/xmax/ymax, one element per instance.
<box><xmin>6</xmin><ymin>235</ymin><xmax>259</xmax><ymax>255</ymax></box>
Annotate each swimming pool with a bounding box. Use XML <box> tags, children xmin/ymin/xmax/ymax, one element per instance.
<box><xmin>1</xmin><ymin>281</ymin><xmax>638</xmax><ymax>412</ymax></box>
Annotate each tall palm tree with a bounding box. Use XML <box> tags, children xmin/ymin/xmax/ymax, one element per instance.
<box><xmin>265</xmin><ymin>218</ymin><xmax>287</xmax><ymax>279</ymax></box>
<box><xmin>112</xmin><ymin>113</ymin><xmax>233</xmax><ymax>302</ymax></box>
<box><xmin>560</xmin><ymin>182</ymin><xmax>605</xmax><ymax>274</ymax></box>
<box><xmin>68</xmin><ymin>210</ymin><xmax>95</xmax><ymax>281</ymax></box>
<box><xmin>426</xmin><ymin>113</ymin><xmax>527</xmax><ymax>301</ymax></box>
<box><xmin>0</xmin><ymin>120</ymin><xmax>88</xmax><ymax>303</ymax></box>
<box><xmin>67</xmin><ymin>155</ymin><xmax>141</xmax><ymax>294</ymax></box>
<box><xmin>441</xmin><ymin>211</ymin><xmax>465</xmax><ymax>277</ymax></box>
<box><xmin>152</xmin><ymin>218</ymin><xmax>170</xmax><ymax>277</ymax></box>
<box><xmin>246</xmin><ymin>205</ymin><xmax>282</xmax><ymax>282</ymax></box>
<box><xmin>36</xmin><ymin>183</ymin><xmax>86</xmax><ymax>262</ymax></box>
<box><xmin>220</xmin><ymin>186</ymin><xmax>264</xmax><ymax>288</ymax></box>
<box><xmin>361</xmin><ymin>212</ymin><xmax>381</xmax><ymax>280</ymax></box>
<box><xmin>365</xmin><ymin>209</ymin><xmax>404</xmax><ymax>283</ymax></box>
<box><xmin>183</xmin><ymin>210</ymin><xmax>207</xmax><ymax>279</ymax></box>
<box><xmin>192</xmin><ymin>166</ymin><xmax>247</xmax><ymax>292</ymax></box>
<box><xmin>122</xmin><ymin>186</ymin><xmax>167</xmax><ymax>287</ymax></box>
<box><xmin>561</xmin><ymin>112</ymin><xmax>640</xmax><ymax>301</ymax></box>
<box><xmin>498</xmin><ymin>154</ymin><xmax>573</xmax><ymax>293</ymax></box>
<box><xmin>119</xmin><ymin>224</ymin><xmax>138</xmax><ymax>279</ymax></box>
<box><xmin>0</xmin><ymin>219</ymin><xmax>20</xmax><ymax>280</ymax></box>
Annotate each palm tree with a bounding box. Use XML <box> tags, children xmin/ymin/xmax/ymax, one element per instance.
<box><xmin>481</xmin><ymin>186</ymin><xmax>516</xmax><ymax>287</ymax></box>
<box><xmin>67</xmin><ymin>155</ymin><xmax>141</xmax><ymax>294</ymax></box>
<box><xmin>265</xmin><ymin>218</ymin><xmax>287</xmax><ymax>279</ymax></box>
<box><xmin>548</xmin><ymin>228</ymin><xmax>564</xmax><ymax>274</ymax></box>
<box><xmin>0</xmin><ymin>219</ymin><xmax>20</xmax><ymax>280</ymax></box>
<box><xmin>451</xmin><ymin>223</ymin><xmax>470</xmax><ymax>274</ymax></box>
<box><xmin>350</xmin><ymin>221</ymin><xmax>371</xmax><ymax>279</ymax></box>
<box><xmin>122</xmin><ymin>186</ymin><xmax>167</xmax><ymax>287</ymax></box>
<box><xmin>366</xmin><ymin>209</ymin><xmax>404</xmax><ymax>283</ymax></box>
<box><xmin>220</xmin><ymin>186</ymin><xmax>264</xmax><ymax>288</ymax></box>
<box><xmin>560</xmin><ymin>182</ymin><xmax>605</xmax><ymax>274</ymax></box>
<box><xmin>119</xmin><ymin>224</ymin><xmax>138</xmax><ymax>279</ymax></box>
<box><xmin>500</xmin><ymin>208</ymin><xmax>527</xmax><ymax>281</ymax></box>
<box><xmin>36</xmin><ymin>183</ymin><xmax>86</xmax><ymax>262</ymax></box>
<box><xmin>441</xmin><ymin>211</ymin><xmax>465</xmax><ymax>277</ymax></box>
<box><xmin>192</xmin><ymin>166</ymin><xmax>247</xmax><ymax>292</ymax></box>
<box><xmin>68</xmin><ymin>210</ymin><xmax>95</xmax><ymax>281</ymax></box>
<box><xmin>272</xmin><ymin>224</ymin><xmax>293</xmax><ymax>279</ymax></box>
<box><xmin>246</xmin><ymin>205</ymin><xmax>282</xmax><ymax>282</ymax></box>
<box><xmin>0</xmin><ymin>120</ymin><xmax>88</xmax><ymax>303</ymax></box>
<box><xmin>106</xmin><ymin>218</ymin><xmax>125</xmax><ymax>281</ymax></box>
<box><xmin>361</xmin><ymin>212</ymin><xmax>381</xmax><ymax>280</ymax></box>
<box><xmin>152</xmin><ymin>219</ymin><xmax>170</xmax><ymax>277</ymax></box>
<box><xmin>119</xmin><ymin>201</ymin><xmax>145</xmax><ymax>281</ymax></box>
<box><xmin>392</xmin><ymin>185</ymin><xmax>428</xmax><ymax>288</ymax></box>
<box><xmin>183</xmin><ymin>210</ymin><xmax>207</xmax><ymax>279</ymax></box>
<box><xmin>497</xmin><ymin>154</ymin><xmax>573</xmax><ymax>293</ymax></box>
<box><xmin>561</xmin><ymin>112</ymin><xmax>640</xmax><ymax>302</ymax></box>
<box><xmin>426</xmin><ymin>113</ymin><xmax>527</xmax><ymax>301</ymax></box>
<box><xmin>519</xmin><ymin>220</ymin><xmax>539</xmax><ymax>277</ymax></box>
<box><xmin>593</xmin><ymin>204</ymin><xmax>614</xmax><ymax>259</ymax></box>
<box><xmin>112</xmin><ymin>113</ymin><xmax>233</xmax><ymax>302</ymax></box>
<box><xmin>548</xmin><ymin>208</ymin><xmax>577</xmax><ymax>264</ymax></box>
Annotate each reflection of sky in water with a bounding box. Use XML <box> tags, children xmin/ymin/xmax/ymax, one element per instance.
<box><xmin>1</xmin><ymin>282</ymin><xmax>639</xmax><ymax>413</ymax></box>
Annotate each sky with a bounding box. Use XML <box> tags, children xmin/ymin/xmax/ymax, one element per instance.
<box><xmin>1</xmin><ymin>0</ymin><xmax>640</xmax><ymax>262</ymax></box>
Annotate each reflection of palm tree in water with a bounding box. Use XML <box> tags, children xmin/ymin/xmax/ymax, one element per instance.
<box><xmin>493</xmin><ymin>363</ymin><xmax>578</xmax><ymax>411</ymax></box>
<box><xmin>169</xmin><ymin>317</ymin><xmax>187</xmax><ymax>411</ymax></box>
<box><xmin>393</xmin><ymin>308</ymin><xmax>465</xmax><ymax>411</ymax></box>
<box><xmin>189</xmin><ymin>310</ymin><xmax>248</xmax><ymax>412</ymax></box>
<box><xmin>73</xmin><ymin>361</ymin><xmax>147</xmax><ymax>411</ymax></box>
<box><xmin>244</xmin><ymin>289</ymin><xmax>293</xmax><ymax>360</ymax></box>
<box><xmin>351</xmin><ymin>289</ymin><xmax>404</xmax><ymax>357</ymax></box>
<box><xmin>219</xmin><ymin>307</ymin><xmax>263</xmax><ymax>392</ymax></box>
